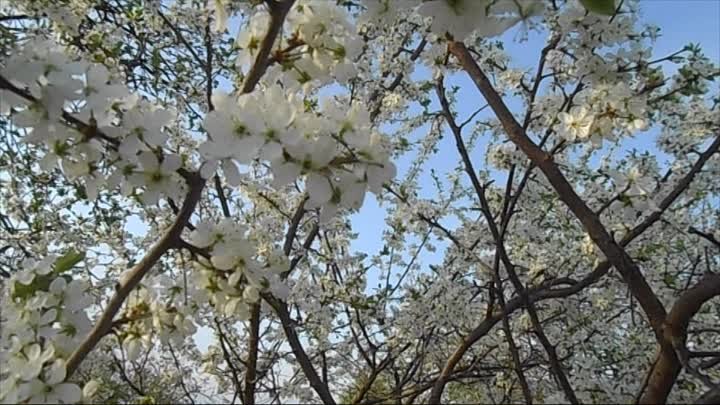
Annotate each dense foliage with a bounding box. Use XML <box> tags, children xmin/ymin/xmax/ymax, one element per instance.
<box><xmin>1</xmin><ymin>0</ymin><xmax>719</xmax><ymax>403</ymax></box>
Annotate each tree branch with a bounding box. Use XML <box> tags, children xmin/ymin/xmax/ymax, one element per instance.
<box><xmin>243</xmin><ymin>304</ymin><xmax>262</xmax><ymax>405</ymax></box>
<box><xmin>240</xmin><ymin>0</ymin><xmax>296</xmax><ymax>94</ymax></box>
<box><xmin>696</xmin><ymin>387</ymin><xmax>720</xmax><ymax>405</ymax></box>
<box><xmin>369</xmin><ymin>38</ymin><xmax>427</xmax><ymax>122</ymax></box>
<box><xmin>448</xmin><ymin>40</ymin><xmax>668</xmax><ymax>337</ymax></box>
<box><xmin>65</xmin><ymin>173</ymin><xmax>206</xmax><ymax>378</ymax></box>
<box><xmin>262</xmin><ymin>295</ymin><xmax>336</xmax><ymax>405</ymax></box>
<box><xmin>689</xmin><ymin>226</ymin><xmax>720</xmax><ymax>249</ymax></box>
<box><xmin>641</xmin><ymin>273</ymin><xmax>720</xmax><ymax>404</ymax></box>
<box><xmin>431</xmin><ymin>75</ymin><xmax>578</xmax><ymax>405</ymax></box>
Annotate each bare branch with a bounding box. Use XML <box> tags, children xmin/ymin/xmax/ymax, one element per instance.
<box><xmin>243</xmin><ymin>304</ymin><xmax>262</xmax><ymax>405</ymax></box>
<box><xmin>689</xmin><ymin>226</ymin><xmax>720</xmax><ymax>249</ymax></box>
<box><xmin>263</xmin><ymin>295</ymin><xmax>337</xmax><ymax>405</ymax></box>
<box><xmin>641</xmin><ymin>273</ymin><xmax>720</xmax><ymax>404</ymax></box>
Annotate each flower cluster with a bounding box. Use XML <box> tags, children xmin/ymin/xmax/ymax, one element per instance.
<box><xmin>200</xmin><ymin>88</ymin><xmax>396</xmax><ymax>223</ymax></box>
<box><xmin>0</xmin><ymin>257</ymin><xmax>93</xmax><ymax>403</ymax></box>
<box><xmin>116</xmin><ymin>283</ymin><xmax>197</xmax><ymax>361</ymax></box>
<box><xmin>235</xmin><ymin>0</ymin><xmax>363</xmax><ymax>88</ymax></box>
<box><xmin>487</xmin><ymin>141</ymin><xmax>526</xmax><ymax>170</ymax></box>
<box><xmin>1</xmin><ymin>40</ymin><xmax>187</xmax><ymax>205</ymax></box>
<box><xmin>359</xmin><ymin>0</ymin><xmax>543</xmax><ymax>41</ymax></box>
<box><xmin>186</xmin><ymin>219</ymin><xmax>289</xmax><ymax>318</ymax></box>
<box><xmin>416</xmin><ymin>0</ymin><xmax>542</xmax><ymax>41</ymax></box>
<box><xmin>556</xmin><ymin>83</ymin><xmax>649</xmax><ymax>146</ymax></box>
<box><xmin>1</xmin><ymin>0</ymin><xmax>719</xmax><ymax>403</ymax></box>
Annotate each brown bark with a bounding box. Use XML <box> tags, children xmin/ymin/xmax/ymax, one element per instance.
<box><xmin>66</xmin><ymin>173</ymin><xmax>206</xmax><ymax>377</ymax></box>
<box><xmin>242</xmin><ymin>304</ymin><xmax>262</xmax><ymax>405</ymax></box>
<box><xmin>447</xmin><ymin>40</ymin><xmax>720</xmax><ymax>404</ymax></box>
<box><xmin>263</xmin><ymin>295</ymin><xmax>337</xmax><ymax>405</ymax></box>
<box><xmin>447</xmin><ymin>41</ymin><xmax>668</xmax><ymax>338</ymax></box>
<box><xmin>640</xmin><ymin>273</ymin><xmax>720</xmax><ymax>404</ymax></box>
<box><xmin>696</xmin><ymin>388</ymin><xmax>720</xmax><ymax>405</ymax></box>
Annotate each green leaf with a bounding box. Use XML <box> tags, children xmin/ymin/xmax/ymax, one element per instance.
<box><xmin>12</xmin><ymin>274</ymin><xmax>73</xmax><ymax>300</ymax></box>
<box><xmin>12</xmin><ymin>276</ymin><xmax>52</xmax><ymax>300</ymax></box>
<box><xmin>54</xmin><ymin>250</ymin><xmax>85</xmax><ymax>274</ymax></box>
<box><xmin>151</xmin><ymin>48</ymin><xmax>161</xmax><ymax>71</ymax></box>
<box><xmin>579</xmin><ymin>0</ymin><xmax>616</xmax><ymax>15</ymax></box>
<box><xmin>663</xmin><ymin>273</ymin><xmax>677</xmax><ymax>288</ymax></box>
<box><xmin>138</xmin><ymin>396</ymin><xmax>156</xmax><ymax>405</ymax></box>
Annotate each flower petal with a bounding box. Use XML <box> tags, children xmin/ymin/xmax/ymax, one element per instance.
<box><xmin>46</xmin><ymin>359</ymin><xmax>66</xmax><ymax>385</ymax></box>
<box><xmin>306</xmin><ymin>173</ymin><xmax>332</xmax><ymax>205</ymax></box>
<box><xmin>211</xmin><ymin>255</ymin><xmax>236</xmax><ymax>271</ymax></box>
<box><xmin>137</xmin><ymin>151</ymin><xmax>158</xmax><ymax>171</ymax></box>
<box><xmin>221</xmin><ymin>159</ymin><xmax>242</xmax><ymax>186</ymax></box>
<box><xmin>161</xmin><ymin>154</ymin><xmax>182</xmax><ymax>173</ymax></box>
<box><xmin>54</xmin><ymin>383</ymin><xmax>82</xmax><ymax>404</ymax></box>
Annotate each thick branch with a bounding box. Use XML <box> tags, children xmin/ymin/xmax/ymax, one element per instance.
<box><xmin>641</xmin><ymin>273</ymin><xmax>720</xmax><ymax>404</ymax></box>
<box><xmin>283</xmin><ymin>197</ymin><xmax>308</xmax><ymax>256</ymax></box>
<box><xmin>626</xmin><ymin>134</ymin><xmax>720</xmax><ymax>242</ymax></box>
<box><xmin>426</xmin><ymin>279</ymin><xmax>589</xmax><ymax>404</ymax></box>
<box><xmin>262</xmin><ymin>295</ymin><xmax>337</xmax><ymax>405</ymax></box>
<box><xmin>350</xmin><ymin>352</ymin><xmax>398</xmax><ymax>405</ymax></box>
<box><xmin>494</xmin><ymin>267</ymin><xmax>534</xmax><ymax>405</ymax></box>
<box><xmin>545</xmin><ymin>133</ymin><xmax>720</xmax><ymax>300</ymax></box>
<box><xmin>432</xmin><ymin>76</ymin><xmax>578</xmax><ymax>404</ymax></box>
<box><xmin>0</xmin><ymin>15</ymin><xmax>31</xmax><ymax>22</ymax></box>
<box><xmin>243</xmin><ymin>304</ymin><xmax>262</xmax><ymax>405</ymax></box>
<box><xmin>215</xmin><ymin>318</ymin><xmax>244</xmax><ymax>402</ymax></box>
<box><xmin>448</xmin><ymin>41</ymin><xmax>668</xmax><ymax>337</ymax></box>
<box><xmin>240</xmin><ymin>0</ymin><xmax>296</xmax><ymax>94</ymax></box>
<box><xmin>435</xmin><ymin>77</ymin><xmax>537</xmax><ymax>404</ymax></box>
<box><xmin>696</xmin><ymin>388</ymin><xmax>720</xmax><ymax>405</ymax></box>
<box><xmin>689</xmin><ymin>226</ymin><xmax>720</xmax><ymax>249</ymax></box>
<box><xmin>0</xmin><ymin>75</ymin><xmax>120</xmax><ymax>147</ymax></box>
<box><xmin>65</xmin><ymin>173</ymin><xmax>206</xmax><ymax>377</ymax></box>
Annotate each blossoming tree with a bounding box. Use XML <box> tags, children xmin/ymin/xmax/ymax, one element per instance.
<box><xmin>1</xmin><ymin>0</ymin><xmax>719</xmax><ymax>403</ymax></box>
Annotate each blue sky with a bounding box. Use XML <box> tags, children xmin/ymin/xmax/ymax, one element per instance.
<box><xmin>179</xmin><ymin>1</ymin><xmax>720</xmax><ymax>354</ymax></box>
<box><xmin>122</xmin><ymin>1</ymin><xmax>720</xmax><ymax>270</ymax></box>
<box><xmin>348</xmin><ymin>0</ymin><xmax>720</xmax><ymax>292</ymax></box>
